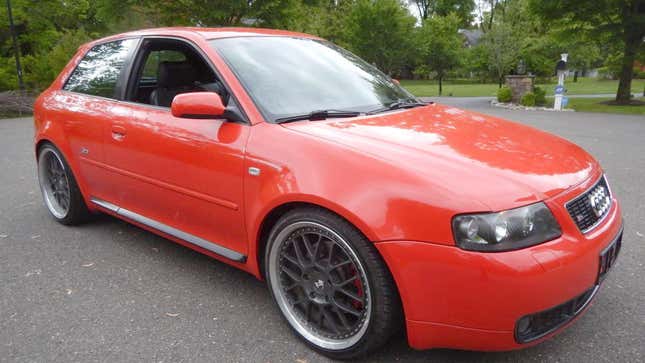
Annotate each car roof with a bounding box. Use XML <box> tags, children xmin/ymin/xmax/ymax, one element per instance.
<box><xmin>86</xmin><ymin>27</ymin><xmax>320</xmax><ymax>47</ymax></box>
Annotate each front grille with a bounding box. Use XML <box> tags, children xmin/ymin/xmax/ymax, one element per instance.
<box><xmin>515</xmin><ymin>286</ymin><xmax>598</xmax><ymax>343</ymax></box>
<box><xmin>566</xmin><ymin>176</ymin><xmax>612</xmax><ymax>233</ymax></box>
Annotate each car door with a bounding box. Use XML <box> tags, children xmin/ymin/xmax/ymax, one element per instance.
<box><xmin>101</xmin><ymin>38</ymin><xmax>250</xmax><ymax>261</ymax></box>
<box><xmin>57</xmin><ymin>38</ymin><xmax>139</xmax><ymax>202</ymax></box>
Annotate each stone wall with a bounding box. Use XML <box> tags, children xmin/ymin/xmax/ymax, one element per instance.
<box><xmin>505</xmin><ymin>75</ymin><xmax>535</xmax><ymax>103</ymax></box>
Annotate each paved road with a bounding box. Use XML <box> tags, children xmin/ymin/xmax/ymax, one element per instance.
<box><xmin>1</xmin><ymin>104</ymin><xmax>644</xmax><ymax>362</ymax></box>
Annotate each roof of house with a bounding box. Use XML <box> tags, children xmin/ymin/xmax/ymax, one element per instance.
<box><xmin>458</xmin><ymin>29</ymin><xmax>484</xmax><ymax>47</ymax></box>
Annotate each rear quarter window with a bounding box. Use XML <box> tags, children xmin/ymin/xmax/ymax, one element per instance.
<box><xmin>63</xmin><ymin>38</ymin><xmax>138</xmax><ymax>99</ymax></box>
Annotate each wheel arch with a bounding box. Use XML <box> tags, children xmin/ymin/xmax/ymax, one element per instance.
<box><xmin>34</xmin><ymin>136</ymin><xmax>94</xmax><ymax>213</ymax></box>
<box><xmin>35</xmin><ymin>138</ymin><xmax>55</xmax><ymax>158</ymax></box>
<box><xmin>254</xmin><ymin>199</ymin><xmax>380</xmax><ymax>280</ymax></box>
<box><xmin>255</xmin><ymin>199</ymin><xmax>407</xmax><ymax>354</ymax></box>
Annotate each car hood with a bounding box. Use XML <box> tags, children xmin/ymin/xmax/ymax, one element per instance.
<box><xmin>282</xmin><ymin>103</ymin><xmax>599</xmax><ymax>211</ymax></box>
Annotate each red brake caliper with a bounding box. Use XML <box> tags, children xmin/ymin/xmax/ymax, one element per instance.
<box><xmin>348</xmin><ymin>264</ymin><xmax>364</xmax><ymax>310</ymax></box>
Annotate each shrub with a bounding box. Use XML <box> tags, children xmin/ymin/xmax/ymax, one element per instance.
<box><xmin>497</xmin><ymin>86</ymin><xmax>512</xmax><ymax>103</ymax></box>
<box><xmin>413</xmin><ymin>64</ymin><xmax>431</xmax><ymax>79</ymax></box>
<box><xmin>22</xmin><ymin>28</ymin><xmax>92</xmax><ymax>91</ymax></box>
<box><xmin>534</xmin><ymin>76</ymin><xmax>552</xmax><ymax>84</ymax></box>
<box><xmin>533</xmin><ymin>86</ymin><xmax>546</xmax><ymax>106</ymax></box>
<box><xmin>520</xmin><ymin>92</ymin><xmax>536</xmax><ymax>107</ymax></box>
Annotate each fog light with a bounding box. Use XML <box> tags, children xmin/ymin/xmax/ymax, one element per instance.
<box><xmin>517</xmin><ymin>316</ymin><xmax>531</xmax><ymax>334</ymax></box>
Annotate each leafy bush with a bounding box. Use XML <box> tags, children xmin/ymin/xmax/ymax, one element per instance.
<box><xmin>23</xmin><ymin>28</ymin><xmax>92</xmax><ymax>91</ymax></box>
<box><xmin>520</xmin><ymin>92</ymin><xmax>536</xmax><ymax>106</ymax></box>
<box><xmin>413</xmin><ymin>64</ymin><xmax>431</xmax><ymax>79</ymax></box>
<box><xmin>636</xmin><ymin>70</ymin><xmax>645</xmax><ymax>79</ymax></box>
<box><xmin>533</xmin><ymin>86</ymin><xmax>546</xmax><ymax>106</ymax></box>
<box><xmin>497</xmin><ymin>86</ymin><xmax>512</xmax><ymax>103</ymax></box>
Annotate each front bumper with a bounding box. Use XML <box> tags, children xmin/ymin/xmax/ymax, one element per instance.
<box><xmin>376</xmin><ymin>186</ymin><xmax>623</xmax><ymax>351</ymax></box>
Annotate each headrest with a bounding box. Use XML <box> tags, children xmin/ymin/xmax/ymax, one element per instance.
<box><xmin>157</xmin><ymin>61</ymin><xmax>197</xmax><ymax>88</ymax></box>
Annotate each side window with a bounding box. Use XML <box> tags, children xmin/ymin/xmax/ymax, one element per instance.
<box><xmin>127</xmin><ymin>39</ymin><xmax>225</xmax><ymax>107</ymax></box>
<box><xmin>141</xmin><ymin>50</ymin><xmax>187</xmax><ymax>80</ymax></box>
<box><xmin>63</xmin><ymin>38</ymin><xmax>138</xmax><ymax>99</ymax></box>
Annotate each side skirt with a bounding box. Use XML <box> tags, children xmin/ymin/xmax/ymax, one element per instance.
<box><xmin>90</xmin><ymin>197</ymin><xmax>247</xmax><ymax>263</ymax></box>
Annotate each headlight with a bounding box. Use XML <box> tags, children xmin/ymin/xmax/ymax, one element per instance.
<box><xmin>452</xmin><ymin>202</ymin><xmax>561</xmax><ymax>252</ymax></box>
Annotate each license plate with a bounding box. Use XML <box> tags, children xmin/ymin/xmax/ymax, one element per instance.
<box><xmin>598</xmin><ymin>231</ymin><xmax>622</xmax><ymax>283</ymax></box>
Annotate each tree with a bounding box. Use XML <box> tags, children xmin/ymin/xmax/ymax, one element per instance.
<box><xmin>411</xmin><ymin>0</ymin><xmax>436</xmax><ymax>19</ymax></box>
<box><xmin>553</xmin><ymin>32</ymin><xmax>603</xmax><ymax>82</ymax></box>
<box><xmin>132</xmin><ymin>0</ymin><xmax>298</xmax><ymax>27</ymax></box>
<box><xmin>480</xmin><ymin>22</ymin><xmax>518</xmax><ymax>87</ymax></box>
<box><xmin>417</xmin><ymin>14</ymin><xmax>463</xmax><ymax>94</ymax></box>
<box><xmin>343</xmin><ymin>0</ymin><xmax>417</xmax><ymax>76</ymax></box>
<box><xmin>529</xmin><ymin>0</ymin><xmax>645</xmax><ymax>104</ymax></box>
<box><xmin>285</xmin><ymin>0</ymin><xmax>354</xmax><ymax>44</ymax></box>
<box><xmin>474</xmin><ymin>0</ymin><xmax>508</xmax><ymax>31</ymax></box>
<box><xmin>0</xmin><ymin>0</ymin><xmax>306</xmax><ymax>91</ymax></box>
<box><xmin>410</xmin><ymin>0</ymin><xmax>475</xmax><ymax>26</ymax></box>
<box><xmin>0</xmin><ymin>0</ymin><xmax>106</xmax><ymax>90</ymax></box>
<box><xmin>473</xmin><ymin>0</ymin><xmax>603</xmax><ymax>84</ymax></box>
<box><xmin>494</xmin><ymin>0</ymin><xmax>553</xmax><ymax>78</ymax></box>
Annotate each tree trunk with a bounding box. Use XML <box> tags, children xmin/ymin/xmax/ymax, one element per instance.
<box><xmin>488</xmin><ymin>0</ymin><xmax>495</xmax><ymax>31</ymax></box>
<box><xmin>438</xmin><ymin>75</ymin><xmax>443</xmax><ymax>96</ymax></box>
<box><xmin>498</xmin><ymin>76</ymin><xmax>503</xmax><ymax>88</ymax></box>
<box><xmin>615</xmin><ymin>36</ymin><xmax>637</xmax><ymax>104</ymax></box>
<box><xmin>615</xmin><ymin>3</ymin><xmax>643</xmax><ymax>104</ymax></box>
<box><xmin>573</xmin><ymin>71</ymin><xmax>578</xmax><ymax>82</ymax></box>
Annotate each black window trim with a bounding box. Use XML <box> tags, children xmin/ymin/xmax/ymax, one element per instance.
<box><xmin>121</xmin><ymin>35</ymin><xmax>250</xmax><ymax>125</ymax></box>
<box><xmin>61</xmin><ymin>36</ymin><xmax>142</xmax><ymax>101</ymax></box>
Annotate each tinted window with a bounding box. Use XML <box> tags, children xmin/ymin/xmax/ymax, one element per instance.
<box><xmin>141</xmin><ymin>50</ymin><xmax>187</xmax><ymax>79</ymax></box>
<box><xmin>64</xmin><ymin>39</ymin><xmax>138</xmax><ymax>98</ymax></box>
<box><xmin>210</xmin><ymin>37</ymin><xmax>414</xmax><ymax>121</ymax></box>
<box><xmin>127</xmin><ymin>40</ymin><xmax>221</xmax><ymax>106</ymax></box>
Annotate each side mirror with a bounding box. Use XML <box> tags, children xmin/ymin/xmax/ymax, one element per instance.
<box><xmin>171</xmin><ymin>92</ymin><xmax>226</xmax><ymax>119</ymax></box>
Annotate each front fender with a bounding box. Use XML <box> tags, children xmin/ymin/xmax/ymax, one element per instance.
<box><xmin>242</xmin><ymin>122</ymin><xmax>478</xmax><ymax>277</ymax></box>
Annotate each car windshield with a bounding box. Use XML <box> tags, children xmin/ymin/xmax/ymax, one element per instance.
<box><xmin>209</xmin><ymin>36</ymin><xmax>416</xmax><ymax>122</ymax></box>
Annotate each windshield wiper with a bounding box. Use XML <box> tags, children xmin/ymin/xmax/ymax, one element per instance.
<box><xmin>367</xmin><ymin>99</ymin><xmax>430</xmax><ymax>115</ymax></box>
<box><xmin>275</xmin><ymin>109</ymin><xmax>362</xmax><ymax>124</ymax></box>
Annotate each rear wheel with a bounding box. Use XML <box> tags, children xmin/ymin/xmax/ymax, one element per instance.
<box><xmin>37</xmin><ymin>144</ymin><xmax>90</xmax><ymax>225</ymax></box>
<box><xmin>265</xmin><ymin>207</ymin><xmax>402</xmax><ymax>359</ymax></box>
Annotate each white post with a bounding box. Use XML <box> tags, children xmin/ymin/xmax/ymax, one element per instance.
<box><xmin>554</xmin><ymin>73</ymin><xmax>565</xmax><ymax>110</ymax></box>
<box><xmin>554</xmin><ymin>53</ymin><xmax>568</xmax><ymax>111</ymax></box>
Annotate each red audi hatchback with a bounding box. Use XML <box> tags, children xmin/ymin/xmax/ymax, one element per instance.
<box><xmin>34</xmin><ymin>27</ymin><xmax>623</xmax><ymax>359</ymax></box>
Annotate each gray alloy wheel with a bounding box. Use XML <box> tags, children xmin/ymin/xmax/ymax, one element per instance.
<box><xmin>37</xmin><ymin>144</ymin><xmax>90</xmax><ymax>225</ymax></box>
<box><xmin>267</xmin><ymin>220</ymin><xmax>372</xmax><ymax>351</ymax></box>
<box><xmin>38</xmin><ymin>147</ymin><xmax>71</xmax><ymax>219</ymax></box>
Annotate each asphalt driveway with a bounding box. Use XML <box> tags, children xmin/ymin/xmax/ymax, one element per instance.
<box><xmin>1</xmin><ymin>103</ymin><xmax>644</xmax><ymax>362</ymax></box>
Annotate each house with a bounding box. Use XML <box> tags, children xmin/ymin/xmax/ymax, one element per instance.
<box><xmin>458</xmin><ymin>29</ymin><xmax>483</xmax><ymax>48</ymax></box>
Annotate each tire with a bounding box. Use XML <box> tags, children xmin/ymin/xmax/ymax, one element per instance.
<box><xmin>37</xmin><ymin>143</ymin><xmax>90</xmax><ymax>225</ymax></box>
<box><xmin>265</xmin><ymin>207</ymin><xmax>402</xmax><ymax>359</ymax></box>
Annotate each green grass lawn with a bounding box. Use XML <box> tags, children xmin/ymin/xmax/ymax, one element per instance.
<box><xmin>401</xmin><ymin>78</ymin><xmax>645</xmax><ymax>97</ymax></box>
<box><xmin>563</xmin><ymin>97</ymin><xmax>645</xmax><ymax>115</ymax></box>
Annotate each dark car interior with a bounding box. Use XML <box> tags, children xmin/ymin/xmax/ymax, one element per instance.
<box><xmin>127</xmin><ymin>38</ymin><xmax>229</xmax><ymax>107</ymax></box>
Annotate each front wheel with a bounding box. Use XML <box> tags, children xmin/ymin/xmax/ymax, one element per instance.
<box><xmin>265</xmin><ymin>207</ymin><xmax>402</xmax><ymax>359</ymax></box>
